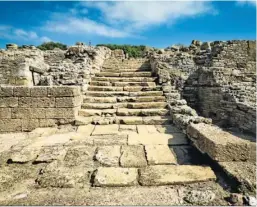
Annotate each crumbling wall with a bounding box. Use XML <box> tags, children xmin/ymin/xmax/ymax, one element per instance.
<box><xmin>0</xmin><ymin>86</ymin><xmax>82</xmax><ymax>133</ymax></box>
<box><xmin>0</xmin><ymin>44</ymin><xmax>111</xmax><ymax>90</ymax></box>
<box><xmin>149</xmin><ymin>40</ymin><xmax>256</xmax><ymax>134</ymax></box>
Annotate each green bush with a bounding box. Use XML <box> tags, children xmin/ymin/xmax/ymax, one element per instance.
<box><xmin>96</xmin><ymin>44</ymin><xmax>146</xmax><ymax>58</ymax></box>
<box><xmin>37</xmin><ymin>42</ymin><xmax>67</xmax><ymax>51</ymax></box>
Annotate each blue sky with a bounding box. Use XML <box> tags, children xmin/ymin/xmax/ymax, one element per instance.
<box><xmin>0</xmin><ymin>0</ymin><xmax>256</xmax><ymax>48</ymax></box>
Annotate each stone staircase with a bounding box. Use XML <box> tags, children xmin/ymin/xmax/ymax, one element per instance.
<box><xmin>78</xmin><ymin>58</ymin><xmax>172</xmax><ymax>125</ymax></box>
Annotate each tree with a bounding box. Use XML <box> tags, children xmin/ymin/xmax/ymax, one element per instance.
<box><xmin>37</xmin><ymin>42</ymin><xmax>67</xmax><ymax>51</ymax></box>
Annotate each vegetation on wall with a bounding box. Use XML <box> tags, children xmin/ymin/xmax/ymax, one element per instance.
<box><xmin>37</xmin><ymin>42</ymin><xmax>67</xmax><ymax>51</ymax></box>
<box><xmin>96</xmin><ymin>44</ymin><xmax>146</xmax><ymax>58</ymax></box>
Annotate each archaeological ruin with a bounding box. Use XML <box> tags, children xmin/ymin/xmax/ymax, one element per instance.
<box><xmin>0</xmin><ymin>40</ymin><xmax>256</xmax><ymax>205</ymax></box>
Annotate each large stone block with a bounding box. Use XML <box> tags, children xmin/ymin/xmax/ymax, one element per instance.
<box><xmin>48</xmin><ymin>86</ymin><xmax>81</xmax><ymax>97</ymax></box>
<box><xmin>30</xmin><ymin>87</ymin><xmax>48</xmax><ymax>97</ymax></box>
<box><xmin>0</xmin><ymin>86</ymin><xmax>13</xmax><ymax>97</ymax></box>
<box><xmin>0</xmin><ymin>97</ymin><xmax>18</xmax><ymax>107</ymax></box>
<box><xmin>139</xmin><ymin>165</ymin><xmax>216</xmax><ymax>186</ymax></box>
<box><xmin>13</xmin><ymin>87</ymin><xmax>30</xmax><ymax>96</ymax></box>
<box><xmin>55</xmin><ymin>96</ymin><xmax>82</xmax><ymax>108</ymax></box>
<box><xmin>187</xmin><ymin>123</ymin><xmax>252</xmax><ymax>162</ymax></box>
<box><xmin>22</xmin><ymin>119</ymin><xmax>40</xmax><ymax>131</ymax></box>
<box><xmin>0</xmin><ymin>108</ymin><xmax>11</xmax><ymax>118</ymax></box>
<box><xmin>45</xmin><ymin>108</ymin><xmax>77</xmax><ymax>119</ymax></box>
<box><xmin>120</xmin><ymin>145</ymin><xmax>147</xmax><ymax>167</ymax></box>
<box><xmin>93</xmin><ymin>167</ymin><xmax>138</xmax><ymax>187</ymax></box>
<box><xmin>0</xmin><ymin>119</ymin><xmax>22</xmax><ymax>132</ymax></box>
<box><xmin>31</xmin><ymin>97</ymin><xmax>55</xmax><ymax>108</ymax></box>
<box><xmin>12</xmin><ymin>108</ymin><xmax>46</xmax><ymax>119</ymax></box>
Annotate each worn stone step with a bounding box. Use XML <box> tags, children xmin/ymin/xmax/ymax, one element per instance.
<box><xmin>79</xmin><ymin>109</ymin><xmax>117</xmax><ymax>117</ymax></box>
<box><xmin>117</xmin><ymin>116</ymin><xmax>172</xmax><ymax>125</ymax></box>
<box><xmin>139</xmin><ymin>165</ymin><xmax>216</xmax><ymax>186</ymax></box>
<box><xmin>91</xmin><ymin>77</ymin><xmax>156</xmax><ymax>82</ymax></box>
<box><xmin>95</xmin><ymin>72</ymin><xmax>152</xmax><ymax>77</ymax></box>
<box><xmin>88</xmin><ymin>86</ymin><xmax>156</xmax><ymax>92</ymax></box>
<box><xmin>83</xmin><ymin>96</ymin><xmax>165</xmax><ymax>103</ymax></box>
<box><xmin>117</xmin><ymin>108</ymin><xmax>170</xmax><ymax>116</ymax></box>
<box><xmin>82</xmin><ymin>103</ymin><xmax>127</xmax><ymax>109</ymax></box>
<box><xmin>85</xmin><ymin>91</ymin><xmax>163</xmax><ymax>97</ymax></box>
<box><xmin>127</xmin><ymin>102</ymin><xmax>167</xmax><ymax>109</ymax></box>
<box><xmin>103</xmin><ymin>68</ymin><xmax>151</xmax><ymax>72</ymax></box>
<box><xmin>90</xmin><ymin>81</ymin><xmax>156</xmax><ymax>87</ymax></box>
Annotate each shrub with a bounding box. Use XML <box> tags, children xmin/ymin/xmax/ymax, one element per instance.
<box><xmin>37</xmin><ymin>42</ymin><xmax>67</xmax><ymax>51</ymax></box>
<box><xmin>96</xmin><ymin>44</ymin><xmax>146</xmax><ymax>58</ymax></box>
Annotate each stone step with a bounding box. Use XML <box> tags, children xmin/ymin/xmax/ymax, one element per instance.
<box><xmin>78</xmin><ymin>108</ymin><xmax>170</xmax><ymax>117</ymax></box>
<box><xmin>95</xmin><ymin>72</ymin><xmax>152</xmax><ymax>77</ymax></box>
<box><xmin>102</xmin><ymin>68</ymin><xmax>151</xmax><ymax>72</ymax></box>
<box><xmin>117</xmin><ymin>108</ymin><xmax>170</xmax><ymax>116</ymax></box>
<box><xmin>91</xmin><ymin>77</ymin><xmax>156</xmax><ymax>82</ymax></box>
<box><xmin>81</xmin><ymin>102</ymin><xmax>167</xmax><ymax>109</ymax></box>
<box><xmin>85</xmin><ymin>91</ymin><xmax>163</xmax><ymax>97</ymax></box>
<box><xmin>88</xmin><ymin>86</ymin><xmax>157</xmax><ymax>92</ymax></box>
<box><xmin>83</xmin><ymin>96</ymin><xmax>165</xmax><ymax>103</ymax></box>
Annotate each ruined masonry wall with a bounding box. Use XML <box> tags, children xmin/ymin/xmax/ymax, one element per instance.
<box><xmin>0</xmin><ymin>86</ymin><xmax>82</xmax><ymax>133</ymax></box>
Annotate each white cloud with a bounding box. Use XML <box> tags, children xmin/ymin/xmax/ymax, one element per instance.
<box><xmin>0</xmin><ymin>25</ymin><xmax>51</xmax><ymax>43</ymax></box>
<box><xmin>42</xmin><ymin>1</ymin><xmax>215</xmax><ymax>38</ymax></box>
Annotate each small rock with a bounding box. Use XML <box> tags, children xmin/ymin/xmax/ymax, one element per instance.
<box><xmin>228</xmin><ymin>193</ymin><xmax>244</xmax><ymax>206</ymax></box>
<box><xmin>244</xmin><ymin>196</ymin><xmax>257</xmax><ymax>206</ymax></box>
<box><xmin>183</xmin><ymin>190</ymin><xmax>216</xmax><ymax>205</ymax></box>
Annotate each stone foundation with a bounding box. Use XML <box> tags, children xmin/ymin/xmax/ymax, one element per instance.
<box><xmin>0</xmin><ymin>86</ymin><xmax>82</xmax><ymax>133</ymax></box>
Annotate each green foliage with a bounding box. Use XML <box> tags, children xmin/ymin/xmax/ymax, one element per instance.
<box><xmin>96</xmin><ymin>44</ymin><xmax>146</xmax><ymax>58</ymax></box>
<box><xmin>37</xmin><ymin>42</ymin><xmax>67</xmax><ymax>51</ymax></box>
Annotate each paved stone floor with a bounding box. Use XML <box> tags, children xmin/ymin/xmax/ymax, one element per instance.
<box><xmin>0</xmin><ymin>124</ymin><xmax>232</xmax><ymax>205</ymax></box>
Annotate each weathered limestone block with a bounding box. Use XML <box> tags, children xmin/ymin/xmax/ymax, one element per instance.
<box><xmin>145</xmin><ymin>145</ymin><xmax>177</xmax><ymax>165</ymax></box>
<box><xmin>13</xmin><ymin>87</ymin><xmax>30</xmax><ymax>97</ymax></box>
<box><xmin>120</xmin><ymin>145</ymin><xmax>147</xmax><ymax>167</ymax></box>
<box><xmin>187</xmin><ymin>123</ymin><xmax>253</xmax><ymax>161</ymax></box>
<box><xmin>139</xmin><ymin>165</ymin><xmax>216</xmax><ymax>186</ymax></box>
<box><xmin>47</xmin><ymin>86</ymin><xmax>81</xmax><ymax>97</ymax></box>
<box><xmin>93</xmin><ymin>134</ymin><xmax>128</xmax><ymax>146</ymax></box>
<box><xmin>55</xmin><ymin>96</ymin><xmax>82</xmax><ymax>108</ymax></box>
<box><xmin>30</xmin><ymin>87</ymin><xmax>48</xmax><ymax>97</ymax></box>
<box><xmin>0</xmin><ymin>87</ymin><xmax>13</xmax><ymax>97</ymax></box>
<box><xmin>0</xmin><ymin>108</ymin><xmax>11</xmax><ymax>118</ymax></box>
<box><xmin>45</xmin><ymin>108</ymin><xmax>77</xmax><ymax>119</ymax></box>
<box><xmin>0</xmin><ymin>119</ymin><xmax>22</xmax><ymax>132</ymax></box>
<box><xmin>0</xmin><ymin>97</ymin><xmax>18</xmax><ymax>107</ymax></box>
<box><xmin>93</xmin><ymin>167</ymin><xmax>138</xmax><ymax>187</ymax></box>
<box><xmin>12</xmin><ymin>108</ymin><xmax>46</xmax><ymax>119</ymax></box>
<box><xmin>35</xmin><ymin>145</ymin><xmax>67</xmax><ymax>163</ymax></box>
<box><xmin>9</xmin><ymin>147</ymin><xmax>40</xmax><ymax>163</ymax></box>
<box><xmin>22</xmin><ymin>119</ymin><xmax>40</xmax><ymax>131</ymax></box>
<box><xmin>95</xmin><ymin>146</ymin><xmax>121</xmax><ymax>166</ymax></box>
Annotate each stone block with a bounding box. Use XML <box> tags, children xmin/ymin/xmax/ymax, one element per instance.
<box><xmin>31</xmin><ymin>97</ymin><xmax>55</xmax><ymax>108</ymax></box>
<box><xmin>39</xmin><ymin>119</ymin><xmax>56</xmax><ymax>128</ymax></box>
<box><xmin>93</xmin><ymin>167</ymin><xmax>138</xmax><ymax>187</ymax></box>
<box><xmin>139</xmin><ymin>165</ymin><xmax>216</xmax><ymax>186</ymax></box>
<box><xmin>92</xmin><ymin>124</ymin><xmax>119</xmax><ymax>135</ymax></box>
<box><xmin>12</xmin><ymin>108</ymin><xmax>46</xmax><ymax>119</ymax></box>
<box><xmin>30</xmin><ymin>87</ymin><xmax>48</xmax><ymax>97</ymax></box>
<box><xmin>35</xmin><ymin>145</ymin><xmax>67</xmax><ymax>163</ymax></box>
<box><xmin>95</xmin><ymin>146</ymin><xmax>121</xmax><ymax>166</ymax></box>
<box><xmin>145</xmin><ymin>145</ymin><xmax>177</xmax><ymax>165</ymax></box>
<box><xmin>187</xmin><ymin>123</ymin><xmax>253</xmax><ymax>162</ymax></box>
<box><xmin>0</xmin><ymin>86</ymin><xmax>13</xmax><ymax>97</ymax></box>
<box><xmin>93</xmin><ymin>134</ymin><xmax>128</xmax><ymax>146</ymax></box>
<box><xmin>55</xmin><ymin>96</ymin><xmax>82</xmax><ymax>108</ymax></box>
<box><xmin>48</xmin><ymin>86</ymin><xmax>81</xmax><ymax>97</ymax></box>
<box><xmin>0</xmin><ymin>97</ymin><xmax>18</xmax><ymax>107</ymax></box>
<box><xmin>0</xmin><ymin>119</ymin><xmax>22</xmax><ymax>132</ymax></box>
<box><xmin>120</xmin><ymin>145</ymin><xmax>147</xmax><ymax>167</ymax></box>
<box><xmin>9</xmin><ymin>147</ymin><xmax>40</xmax><ymax>163</ymax></box>
<box><xmin>45</xmin><ymin>108</ymin><xmax>77</xmax><ymax>119</ymax></box>
<box><xmin>13</xmin><ymin>87</ymin><xmax>30</xmax><ymax>96</ymax></box>
<box><xmin>22</xmin><ymin>119</ymin><xmax>39</xmax><ymax>131</ymax></box>
<box><xmin>0</xmin><ymin>108</ymin><xmax>11</xmax><ymax>118</ymax></box>
<box><xmin>18</xmin><ymin>97</ymin><xmax>32</xmax><ymax>108</ymax></box>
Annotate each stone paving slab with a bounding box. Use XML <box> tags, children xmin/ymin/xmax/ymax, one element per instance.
<box><xmin>145</xmin><ymin>145</ymin><xmax>177</xmax><ymax>165</ymax></box>
<box><xmin>34</xmin><ymin>145</ymin><xmax>66</xmax><ymax>163</ymax></box>
<box><xmin>139</xmin><ymin>165</ymin><xmax>216</xmax><ymax>186</ymax></box>
<box><xmin>93</xmin><ymin>134</ymin><xmax>128</xmax><ymax>146</ymax></box>
<box><xmin>9</xmin><ymin>147</ymin><xmax>40</xmax><ymax>163</ymax></box>
<box><xmin>120</xmin><ymin>145</ymin><xmax>147</xmax><ymax>167</ymax></box>
<box><xmin>92</xmin><ymin>124</ymin><xmax>119</xmax><ymax>135</ymax></box>
<box><xmin>36</xmin><ymin>161</ymin><xmax>92</xmax><ymax>188</ymax></box>
<box><xmin>137</xmin><ymin>125</ymin><xmax>158</xmax><ymax>134</ymax></box>
<box><xmin>155</xmin><ymin>125</ymin><xmax>181</xmax><ymax>133</ymax></box>
<box><xmin>128</xmin><ymin>133</ymin><xmax>188</xmax><ymax>145</ymax></box>
<box><xmin>95</xmin><ymin>146</ymin><xmax>120</xmax><ymax>166</ymax></box>
<box><xmin>93</xmin><ymin>167</ymin><xmax>138</xmax><ymax>187</ymax></box>
<box><xmin>77</xmin><ymin>125</ymin><xmax>95</xmax><ymax>135</ymax></box>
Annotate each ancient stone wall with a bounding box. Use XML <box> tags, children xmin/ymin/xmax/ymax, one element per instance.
<box><xmin>0</xmin><ymin>45</ymin><xmax>111</xmax><ymax>89</ymax></box>
<box><xmin>149</xmin><ymin>40</ymin><xmax>256</xmax><ymax>134</ymax></box>
<box><xmin>0</xmin><ymin>86</ymin><xmax>82</xmax><ymax>133</ymax></box>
